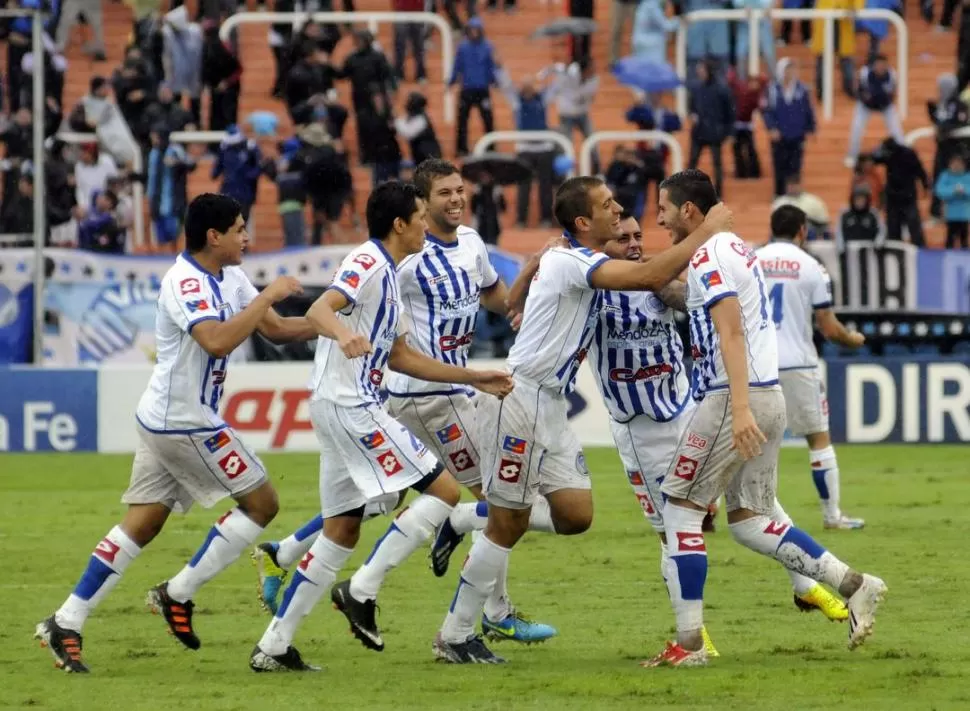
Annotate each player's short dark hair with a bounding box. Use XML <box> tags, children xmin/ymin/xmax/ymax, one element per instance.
<box><xmin>771</xmin><ymin>204</ymin><xmax>807</xmax><ymax>240</ymax></box>
<box><xmin>413</xmin><ymin>158</ymin><xmax>460</xmax><ymax>199</ymax></box>
<box><xmin>553</xmin><ymin>176</ymin><xmax>604</xmax><ymax>233</ymax></box>
<box><xmin>619</xmin><ymin>208</ymin><xmax>636</xmax><ymax>222</ymax></box>
<box><xmin>183</xmin><ymin>193</ymin><xmax>243</xmax><ymax>252</ymax></box>
<box><xmin>659</xmin><ymin>169</ymin><xmax>719</xmax><ymax>215</ymax></box>
<box><xmin>367</xmin><ymin>181</ymin><xmax>422</xmax><ymax>240</ymax></box>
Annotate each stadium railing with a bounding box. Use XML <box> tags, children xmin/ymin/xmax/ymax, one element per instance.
<box><xmin>472</xmin><ymin>130</ymin><xmax>577</xmax><ymax>171</ymax></box>
<box><xmin>220</xmin><ymin>12</ymin><xmax>456</xmax><ymax>124</ymax></box>
<box><xmin>578</xmin><ymin>131</ymin><xmax>684</xmax><ymax>177</ymax></box>
<box><xmin>904</xmin><ymin>125</ymin><xmax>970</xmax><ymax>147</ymax></box>
<box><xmin>674</xmin><ymin>8</ymin><xmax>909</xmax><ymax>122</ymax></box>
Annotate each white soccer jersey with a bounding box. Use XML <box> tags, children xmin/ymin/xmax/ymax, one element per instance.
<box><xmin>590</xmin><ymin>289</ymin><xmax>690</xmax><ymax>422</ymax></box>
<box><xmin>136</xmin><ymin>252</ymin><xmax>259</xmax><ymax>433</ymax></box>
<box><xmin>309</xmin><ymin>239</ymin><xmax>400</xmax><ymax>407</ymax></box>
<box><xmin>685</xmin><ymin>232</ymin><xmax>778</xmax><ymax>400</ymax></box>
<box><xmin>507</xmin><ymin>242</ymin><xmax>608</xmax><ymax>392</ymax></box>
<box><xmin>385</xmin><ymin>226</ymin><xmax>499</xmax><ymax>397</ymax></box>
<box><xmin>757</xmin><ymin>240</ymin><xmax>833</xmax><ymax>370</ymax></box>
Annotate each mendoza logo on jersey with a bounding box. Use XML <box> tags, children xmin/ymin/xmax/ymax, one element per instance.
<box><xmin>701</xmin><ymin>271</ymin><xmax>723</xmax><ymax>289</ymax></box>
<box><xmin>203</xmin><ymin>430</ymin><xmax>232</xmax><ymax>453</ymax></box>
<box><xmin>360</xmin><ymin>431</ymin><xmax>386</xmax><ymax>449</ymax></box>
<box><xmin>186</xmin><ymin>299</ymin><xmax>210</xmax><ymax>313</ymax></box>
<box><xmin>436</xmin><ymin>423</ymin><xmax>462</xmax><ymax>445</ymax></box>
<box><xmin>340</xmin><ymin>271</ymin><xmax>360</xmax><ymax>289</ymax></box>
<box><xmin>502</xmin><ymin>435</ymin><xmax>527</xmax><ymax>455</ymax></box>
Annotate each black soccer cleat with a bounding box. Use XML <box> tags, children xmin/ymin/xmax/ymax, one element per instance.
<box><xmin>429</xmin><ymin>518</ymin><xmax>465</xmax><ymax>578</ymax></box>
<box><xmin>331</xmin><ymin>580</ymin><xmax>384</xmax><ymax>651</ymax></box>
<box><xmin>146</xmin><ymin>582</ymin><xmax>201</xmax><ymax>650</ymax></box>
<box><xmin>432</xmin><ymin>633</ymin><xmax>506</xmax><ymax>664</ymax></box>
<box><xmin>249</xmin><ymin>645</ymin><xmax>321</xmax><ymax>672</ymax></box>
<box><xmin>35</xmin><ymin>616</ymin><xmax>90</xmax><ymax>673</ymax></box>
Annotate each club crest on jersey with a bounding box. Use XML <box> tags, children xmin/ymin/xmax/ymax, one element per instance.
<box><xmin>203</xmin><ymin>430</ymin><xmax>232</xmax><ymax>453</ymax></box>
<box><xmin>627</xmin><ymin>470</ymin><xmax>645</xmax><ymax>486</ymax></box>
<box><xmin>186</xmin><ymin>299</ymin><xmax>210</xmax><ymax>312</ymax></box>
<box><xmin>701</xmin><ymin>271</ymin><xmax>723</xmax><ymax>289</ymax></box>
<box><xmin>646</xmin><ymin>293</ymin><xmax>666</xmax><ymax>312</ymax></box>
<box><xmin>340</xmin><ymin>270</ymin><xmax>360</xmax><ymax>289</ymax></box>
<box><xmin>436</xmin><ymin>423</ymin><xmax>462</xmax><ymax>444</ymax></box>
<box><xmin>360</xmin><ymin>431</ymin><xmax>386</xmax><ymax>449</ymax></box>
<box><xmin>502</xmin><ymin>435</ymin><xmax>527</xmax><ymax>455</ymax></box>
<box><xmin>179</xmin><ymin>278</ymin><xmax>201</xmax><ymax>295</ymax></box>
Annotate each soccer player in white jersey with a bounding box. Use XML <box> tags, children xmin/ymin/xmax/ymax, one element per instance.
<box><xmin>759</xmin><ymin>205</ymin><xmax>866</xmax><ymax>530</ymax></box>
<box><xmin>34</xmin><ymin>193</ymin><xmax>316</xmax><ymax>673</ymax></box>
<box><xmin>249</xmin><ymin>181</ymin><xmax>514</xmax><ymax>672</ymax></box>
<box><xmin>644</xmin><ymin>170</ymin><xmax>886</xmax><ymax>668</ymax></box>
<box><xmin>432</xmin><ymin>176</ymin><xmax>735</xmax><ymax>664</ymax></box>
<box><xmin>251</xmin><ymin>160</ymin><xmax>557</xmax><ymax>643</ymax></box>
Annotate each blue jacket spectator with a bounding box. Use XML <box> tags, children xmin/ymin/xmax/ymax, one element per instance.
<box><xmin>78</xmin><ymin>191</ymin><xmax>123</xmax><ymax>254</ymax></box>
<box><xmin>685</xmin><ymin>0</ymin><xmax>729</xmax><ymax>62</ymax></box>
<box><xmin>631</xmin><ymin>0</ymin><xmax>680</xmax><ymax>65</ymax></box>
<box><xmin>935</xmin><ymin>154</ymin><xmax>970</xmax><ymax>248</ymax></box>
<box><xmin>212</xmin><ymin>127</ymin><xmax>263</xmax><ymax>218</ymax></box>
<box><xmin>451</xmin><ymin>18</ymin><xmax>497</xmax><ymax>155</ymax></box>
<box><xmin>147</xmin><ymin>128</ymin><xmax>196</xmax><ymax>248</ymax></box>
<box><xmin>762</xmin><ymin>58</ymin><xmax>816</xmax><ymax>197</ymax></box>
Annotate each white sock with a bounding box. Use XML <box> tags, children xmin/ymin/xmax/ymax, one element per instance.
<box><xmin>167</xmin><ymin>509</ymin><xmax>263</xmax><ymax>603</ymax></box>
<box><xmin>659</xmin><ymin>539</ymin><xmax>670</xmax><ymax>587</ymax></box>
<box><xmin>440</xmin><ymin>534</ymin><xmax>508</xmax><ymax>643</ymax></box>
<box><xmin>258</xmin><ymin>535</ymin><xmax>352</xmax><ymax>655</ymax></box>
<box><xmin>810</xmin><ymin>446</ymin><xmax>841</xmax><ymax>521</ymax></box>
<box><xmin>449</xmin><ymin>497</ymin><xmax>556</xmax><ymax>536</ymax></box>
<box><xmin>350</xmin><ymin>494</ymin><xmax>453</xmax><ymax>601</ymax></box>
<box><xmin>662</xmin><ymin>503</ymin><xmax>708</xmax><ymax>636</ymax></box>
<box><xmin>728</xmin><ymin>514</ymin><xmax>850</xmax><ymax>590</ymax></box>
<box><xmin>55</xmin><ymin>526</ymin><xmax>141</xmax><ymax>633</ymax></box>
<box><xmin>527</xmin><ymin>496</ymin><xmax>556</xmax><ymax>533</ymax></box>
<box><xmin>483</xmin><ymin>553</ymin><xmax>512</xmax><ymax>621</ymax></box>
<box><xmin>276</xmin><ymin>534</ymin><xmax>317</xmax><ymax>570</ymax></box>
<box><xmin>771</xmin><ymin>500</ymin><xmax>817</xmax><ymax>596</ymax></box>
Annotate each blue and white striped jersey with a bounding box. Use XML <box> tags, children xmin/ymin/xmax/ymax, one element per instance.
<box><xmin>685</xmin><ymin>232</ymin><xmax>779</xmax><ymax>400</ymax></box>
<box><xmin>507</xmin><ymin>241</ymin><xmax>608</xmax><ymax>392</ymax></box>
<box><xmin>384</xmin><ymin>225</ymin><xmax>498</xmax><ymax>397</ymax></box>
<box><xmin>310</xmin><ymin>239</ymin><xmax>400</xmax><ymax>407</ymax></box>
<box><xmin>590</xmin><ymin>289</ymin><xmax>690</xmax><ymax>423</ymax></box>
<box><xmin>136</xmin><ymin>251</ymin><xmax>259</xmax><ymax>433</ymax></box>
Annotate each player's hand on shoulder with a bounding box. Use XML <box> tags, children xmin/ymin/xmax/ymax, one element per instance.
<box><xmin>264</xmin><ymin>276</ymin><xmax>304</xmax><ymax>303</ymax></box>
<box><xmin>338</xmin><ymin>331</ymin><xmax>372</xmax><ymax>359</ymax></box>
<box><xmin>730</xmin><ymin>406</ymin><xmax>767</xmax><ymax>460</ymax></box>
<box><xmin>846</xmin><ymin>331</ymin><xmax>866</xmax><ymax>348</ymax></box>
<box><xmin>507</xmin><ymin>309</ymin><xmax>523</xmax><ymax>332</ymax></box>
<box><xmin>472</xmin><ymin>370</ymin><xmax>515</xmax><ymax>399</ymax></box>
<box><xmin>543</xmin><ymin>234</ymin><xmax>569</xmax><ymax>253</ymax></box>
<box><xmin>702</xmin><ymin>202</ymin><xmax>733</xmax><ymax>234</ymax></box>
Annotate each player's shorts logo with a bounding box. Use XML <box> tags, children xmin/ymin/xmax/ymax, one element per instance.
<box><xmin>676</xmin><ymin>531</ymin><xmax>706</xmax><ymax>552</ymax></box>
<box><xmin>498</xmin><ymin>458</ymin><xmax>521</xmax><ymax>483</ymax></box>
<box><xmin>377</xmin><ymin>450</ymin><xmax>403</xmax><ymax>476</ymax></box>
<box><xmin>635</xmin><ymin>492</ymin><xmax>655</xmax><ymax>515</ymax></box>
<box><xmin>203</xmin><ymin>430</ymin><xmax>232</xmax><ymax>453</ymax></box>
<box><xmin>94</xmin><ymin>538</ymin><xmax>120</xmax><ymax>563</ymax></box>
<box><xmin>686</xmin><ymin>432</ymin><xmax>708</xmax><ymax>450</ymax></box>
<box><xmin>436</xmin><ymin>423</ymin><xmax>462</xmax><ymax>445</ymax></box>
<box><xmin>179</xmin><ymin>278</ymin><xmax>201</xmax><ymax>295</ymax></box>
<box><xmin>449</xmin><ymin>449</ymin><xmax>475</xmax><ymax>473</ymax></box>
<box><xmin>360</xmin><ymin>431</ymin><xmax>386</xmax><ymax>449</ymax></box>
<box><xmin>763</xmin><ymin>520</ymin><xmax>790</xmax><ymax>537</ymax></box>
<box><xmin>627</xmin><ymin>470</ymin><xmax>645</xmax><ymax>486</ymax></box>
<box><xmin>673</xmin><ymin>455</ymin><xmax>699</xmax><ymax>482</ymax></box>
<box><xmin>218</xmin><ymin>450</ymin><xmax>248</xmax><ymax>480</ymax></box>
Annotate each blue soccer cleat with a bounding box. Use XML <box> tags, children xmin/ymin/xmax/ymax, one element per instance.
<box><xmin>251</xmin><ymin>543</ymin><xmax>287</xmax><ymax>614</ymax></box>
<box><xmin>429</xmin><ymin>518</ymin><xmax>465</xmax><ymax>578</ymax></box>
<box><xmin>482</xmin><ymin>609</ymin><xmax>557</xmax><ymax>644</ymax></box>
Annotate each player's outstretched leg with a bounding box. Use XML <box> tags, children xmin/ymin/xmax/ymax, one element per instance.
<box><xmin>809</xmin><ymin>442</ymin><xmax>864</xmax><ymax>530</ymax></box>
<box><xmin>36</xmin><ymin>521</ymin><xmax>146</xmax><ymax>673</ymax></box>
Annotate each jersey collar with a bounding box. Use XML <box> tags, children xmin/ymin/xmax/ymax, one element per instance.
<box><xmin>369</xmin><ymin>237</ymin><xmax>394</xmax><ymax>265</ymax></box>
<box><xmin>562</xmin><ymin>230</ymin><xmax>584</xmax><ymax>249</ymax></box>
<box><xmin>425</xmin><ymin>231</ymin><xmax>459</xmax><ymax>248</ymax></box>
<box><xmin>181</xmin><ymin>250</ymin><xmax>224</xmax><ymax>281</ymax></box>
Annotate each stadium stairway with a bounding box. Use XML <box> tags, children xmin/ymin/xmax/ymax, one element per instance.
<box><xmin>45</xmin><ymin>0</ymin><xmax>956</xmax><ymax>254</ymax></box>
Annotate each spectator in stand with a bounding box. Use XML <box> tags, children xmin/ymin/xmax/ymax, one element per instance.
<box><xmin>858</xmin><ymin>0</ymin><xmax>900</xmax><ymax>65</ymax></box>
<box><xmin>269</xmin><ymin>0</ymin><xmax>298</xmax><ymax>98</ymax></box>
<box><xmin>450</xmin><ymin>18</ymin><xmax>497</xmax><ymax>156</ymax></box>
<box><xmin>0</xmin><ymin>108</ymin><xmax>35</xmax><ymax>208</ymax></box>
<box><xmin>470</xmin><ymin>172</ymin><xmax>505</xmax><ymax>245</ymax></box>
<box><xmin>845</xmin><ymin>55</ymin><xmax>904</xmax><ymax>168</ymax></box>
<box><xmin>606</xmin><ymin>144</ymin><xmax>649</xmax><ymax>219</ymax></box>
<box><xmin>687</xmin><ymin>60</ymin><xmax>734</xmax><ymax>197</ymax></box>
<box><xmin>836</xmin><ymin>187</ymin><xmax>884</xmax><ymax>254</ymax></box>
<box><xmin>779</xmin><ymin>0</ymin><xmax>812</xmax><ymax>46</ymax></box>
<box><xmin>772</xmin><ymin>176</ymin><xmax>833</xmax><ymax>240</ymax></box>
<box><xmin>291</xmin><ymin>121</ymin><xmax>353</xmax><ymax>245</ymax></box>
<box><xmin>763</xmin><ymin>58</ymin><xmax>816</xmax><ymax>198</ymax></box>
<box><xmin>46</xmin><ymin>139</ymin><xmax>80</xmax><ymax>247</ymax></box>
<box><xmin>873</xmin><ymin>137</ymin><xmax>929</xmax><ymax>246</ymax></box>
<box><xmin>927</xmin><ymin>73</ymin><xmax>970</xmax><ymax>220</ymax></box>
<box><xmin>74</xmin><ymin>143</ymin><xmax>119</xmax><ymax>214</ymax></box>
<box><xmin>939</xmin><ymin>0</ymin><xmax>964</xmax><ymax>32</ymax></box>
<box><xmin>394</xmin><ymin>91</ymin><xmax>442</xmax><ymax>166</ymax></box>
<box><xmin>162</xmin><ymin>6</ymin><xmax>204</xmax><ymax>128</ymax></box>
<box><xmin>56</xmin><ymin>0</ymin><xmax>107</xmax><ymax>61</ymax></box>
<box><xmin>78</xmin><ymin>191</ymin><xmax>124</xmax><ymax>254</ymax></box>
<box><xmin>262</xmin><ymin>136</ymin><xmax>306</xmax><ymax>247</ymax></box>
<box><xmin>432</xmin><ymin>0</ymin><xmax>477</xmax><ymax>32</ymax></box>
<box><xmin>935</xmin><ymin>152</ymin><xmax>970</xmax><ymax>248</ymax></box>
<box><xmin>811</xmin><ymin>0</ymin><xmax>858</xmax><ymax>100</ymax></box>
<box><xmin>202</xmin><ymin>19</ymin><xmax>243</xmax><ymax>133</ymax></box>
<box><xmin>487</xmin><ymin>0</ymin><xmax>516</xmax><ymax>12</ymax></box>
<box><xmin>106</xmin><ymin>175</ymin><xmax>135</xmax><ymax>248</ymax></box>
<box><xmin>625</xmin><ymin>95</ymin><xmax>681</xmax><ymax>213</ymax></box>
<box><xmin>359</xmin><ymin>91</ymin><xmax>403</xmax><ymax>187</ymax></box>
<box><xmin>959</xmin><ymin>0</ymin><xmax>970</xmax><ymax>91</ymax></box>
<box><xmin>146</xmin><ymin>126</ymin><xmax>196</xmax><ymax>253</ymax></box>
<box><xmin>212</xmin><ymin>125</ymin><xmax>263</xmax><ymax>222</ymax></box>
<box><xmin>568</xmin><ymin>0</ymin><xmax>595</xmax><ymax>61</ymax></box>
<box><xmin>0</xmin><ymin>173</ymin><xmax>32</xmax><ymax>242</ymax></box>
<box><xmin>610</xmin><ymin>0</ymin><xmax>644</xmax><ymax>65</ymax></box>
<box><xmin>727</xmin><ymin>66</ymin><xmax>767</xmax><ymax>179</ymax></box>
<box><xmin>143</xmin><ymin>83</ymin><xmax>195</xmax><ymax>138</ymax></box>
<box><xmin>850</xmin><ymin>153</ymin><xmax>885</xmax><ymax>209</ymax></box>
<box><xmin>21</xmin><ymin>32</ymin><xmax>66</xmax><ymax>111</ymax></box>
<box><xmin>734</xmin><ymin>0</ymin><xmax>775</xmax><ymax>71</ymax></box>
<box><xmin>543</xmin><ymin>58</ymin><xmax>601</xmax><ymax>173</ymax></box>
<box><xmin>68</xmin><ymin>76</ymin><xmax>139</xmax><ymax>168</ymax></box>
<box><xmin>393</xmin><ymin>0</ymin><xmax>428</xmax><ymax>84</ymax></box>
<box><xmin>631</xmin><ymin>0</ymin><xmax>680</xmax><ymax>65</ymax></box>
<box><xmin>4</xmin><ymin>1</ymin><xmax>51</xmax><ymax>112</ymax></box>
<box><xmin>338</xmin><ymin>29</ymin><xmax>398</xmax><ymax>160</ymax></box>
<box><xmin>284</xmin><ymin>42</ymin><xmax>340</xmax><ymax>127</ymax></box>
<box><xmin>113</xmin><ymin>48</ymin><xmax>156</xmax><ymax>138</ymax></box>
<box><xmin>684</xmin><ymin>0</ymin><xmax>729</xmax><ymax>74</ymax></box>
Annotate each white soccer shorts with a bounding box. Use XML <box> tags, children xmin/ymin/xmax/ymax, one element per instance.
<box><xmin>660</xmin><ymin>387</ymin><xmax>787</xmax><ymax>516</ymax></box>
<box><xmin>123</xmin><ymin>423</ymin><xmax>268</xmax><ymax>514</ymax></box>
<box><xmin>310</xmin><ymin>399</ymin><xmax>439</xmax><ymax>518</ymax></box>
<box><xmin>779</xmin><ymin>367</ymin><xmax>829</xmax><ymax>436</ymax></box>
<box><xmin>477</xmin><ymin>379</ymin><xmax>591</xmax><ymax>510</ymax></box>
<box><xmin>610</xmin><ymin>403</ymin><xmax>695</xmax><ymax>534</ymax></box>
<box><xmin>387</xmin><ymin>390</ymin><xmax>482</xmax><ymax>488</ymax></box>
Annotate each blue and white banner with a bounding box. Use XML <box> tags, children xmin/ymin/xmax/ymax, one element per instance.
<box><xmin>0</xmin><ymin>368</ymin><xmax>99</xmax><ymax>452</ymax></box>
<box><xmin>917</xmin><ymin>249</ymin><xmax>970</xmax><ymax>313</ymax></box>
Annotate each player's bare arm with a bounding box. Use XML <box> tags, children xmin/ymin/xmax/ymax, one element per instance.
<box><xmin>191</xmin><ymin>276</ymin><xmax>303</xmax><ymax>358</ymax></box>
<box><xmin>709</xmin><ymin>296</ymin><xmax>767</xmax><ymax>460</ymax></box>
<box><xmin>590</xmin><ymin>204</ymin><xmax>733</xmax><ymax>292</ymax></box>
<box><xmin>388</xmin><ymin>336</ymin><xmax>514</xmax><ymax>399</ymax></box>
<box><xmin>656</xmin><ymin>279</ymin><xmax>687</xmax><ymax>312</ymax></box>
<box><xmin>306</xmin><ymin>289</ymin><xmax>372</xmax><ymax>358</ymax></box>
<box><xmin>815</xmin><ymin>308</ymin><xmax>866</xmax><ymax>348</ymax></box>
<box><xmin>256</xmin><ymin>309</ymin><xmax>319</xmax><ymax>344</ymax></box>
<box><xmin>480</xmin><ymin>280</ymin><xmax>510</xmax><ymax>316</ymax></box>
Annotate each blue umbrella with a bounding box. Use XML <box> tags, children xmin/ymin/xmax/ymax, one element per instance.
<box><xmin>611</xmin><ymin>56</ymin><xmax>683</xmax><ymax>93</ymax></box>
<box><xmin>485</xmin><ymin>246</ymin><xmax>524</xmax><ymax>288</ymax></box>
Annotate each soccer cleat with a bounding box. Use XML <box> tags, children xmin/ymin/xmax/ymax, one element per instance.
<box><xmin>824</xmin><ymin>514</ymin><xmax>866</xmax><ymax>530</ymax></box>
<box><xmin>640</xmin><ymin>641</ymin><xmax>709</xmax><ymax>668</ymax></box>
<box><xmin>146</xmin><ymin>583</ymin><xmax>200</xmax><ymax>650</ymax></box>
<box><xmin>429</xmin><ymin>518</ymin><xmax>465</xmax><ymax>577</ymax></box>
<box><xmin>331</xmin><ymin>580</ymin><xmax>384</xmax><ymax>651</ymax></box>
<box><xmin>35</xmin><ymin>616</ymin><xmax>89</xmax><ymax>673</ymax></box>
<box><xmin>846</xmin><ymin>574</ymin><xmax>888</xmax><ymax>650</ymax></box>
<box><xmin>482</xmin><ymin>609</ymin><xmax>558</xmax><ymax>644</ymax></box>
<box><xmin>433</xmin><ymin>633</ymin><xmax>506</xmax><ymax>664</ymax></box>
<box><xmin>701</xmin><ymin>626</ymin><xmax>720</xmax><ymax>657</ymax></box>
<box><xmin>249</xmin><ymin>645</ymin><xmax>321</xmax><ymax>672</ymax></box>
<box><xmin>252</xmin><ymin>542</ymin><xmax>288</xmax><ymax>614</ymax></box>
<box><xmin>794</xmin><ymin>584</ymin><xmax>849</xmax><ymax>622</ymax></box>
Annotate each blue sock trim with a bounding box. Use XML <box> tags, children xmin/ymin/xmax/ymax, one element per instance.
<box><xmin>363</xmin><ymin>522</ymin><xmax>405</xmax><ymax>566</ymax></box>
<box><xmin>448</xmin><ymin>575</ymin><xmax>472</xmax><ymax>613</ymax></box>
<box><xmin>73</xmin><ymin>556</ymin><xmax>117</xmax><ymax>601</ymax></box>
<box><xmin>672</xmin><ymin>554</ymin><xmax>707</xmax><ymax>601</ymax></box>
<box><xmin>188</xmin><ymin>526</ymin><xmax>227</xmax><ymax>567</ymax></box>
<box><xmin>811</xmin><ymin>468</ymin><xmax>830</xmax><ymax>500</ymax></box>
<box><xmin>780</xmin><ymin>526</ymin><xmax>827</xmax><ymax>560</ymax></box>
<box><xmin>294</xmin><ymin>515</ymin><xmax>324</xmax><ymax>542</ymax></box>
<box><xmin>275</xmin><ymin>570</ymin><xmax>314</xmax><ymax>619</ymax></box>
<box><xmin>475</xmin><ymin>501</ymin><xmax>488</xmax><ymax>517</ymax></box>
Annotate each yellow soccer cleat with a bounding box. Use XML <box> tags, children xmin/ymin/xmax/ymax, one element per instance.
<box><xmin>701</xmin><ymin>626</ymin><xmax>720</xmax><ymax>657</ymax></box>
<box><xmin>794</xmin><ymin>584</ymin><xmax>849</xmax><ymax>622</ymax></box>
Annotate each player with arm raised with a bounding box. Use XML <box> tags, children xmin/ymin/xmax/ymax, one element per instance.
<box><xmin>759</xmin><ymin>205</ymin><xmax>865</xmax><ymax>530</ymax></box>
<box><xmin>643</xmin><ymin>170</ymin><xmax>886</xmax><ymax>668</ymax></box>
<box><xmin>249</xmin><ymin>181</ymin><xmax>513</xmax><ymax>672</ymax></box>
<box><xmin>35</xmin><ymin>193</ymin><xmax>315</xmax><ymax>673</ymax></box>
<box><xmin>432</xmin><ymin>175</ymin><xmax>732</xmax><ymax>664</ymax></box>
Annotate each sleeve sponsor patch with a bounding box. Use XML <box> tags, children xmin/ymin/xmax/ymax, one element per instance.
<box><xmin>700</xmin><ymin>271</ymin><xmax>723</xmax><ymax>289</ymax></box>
